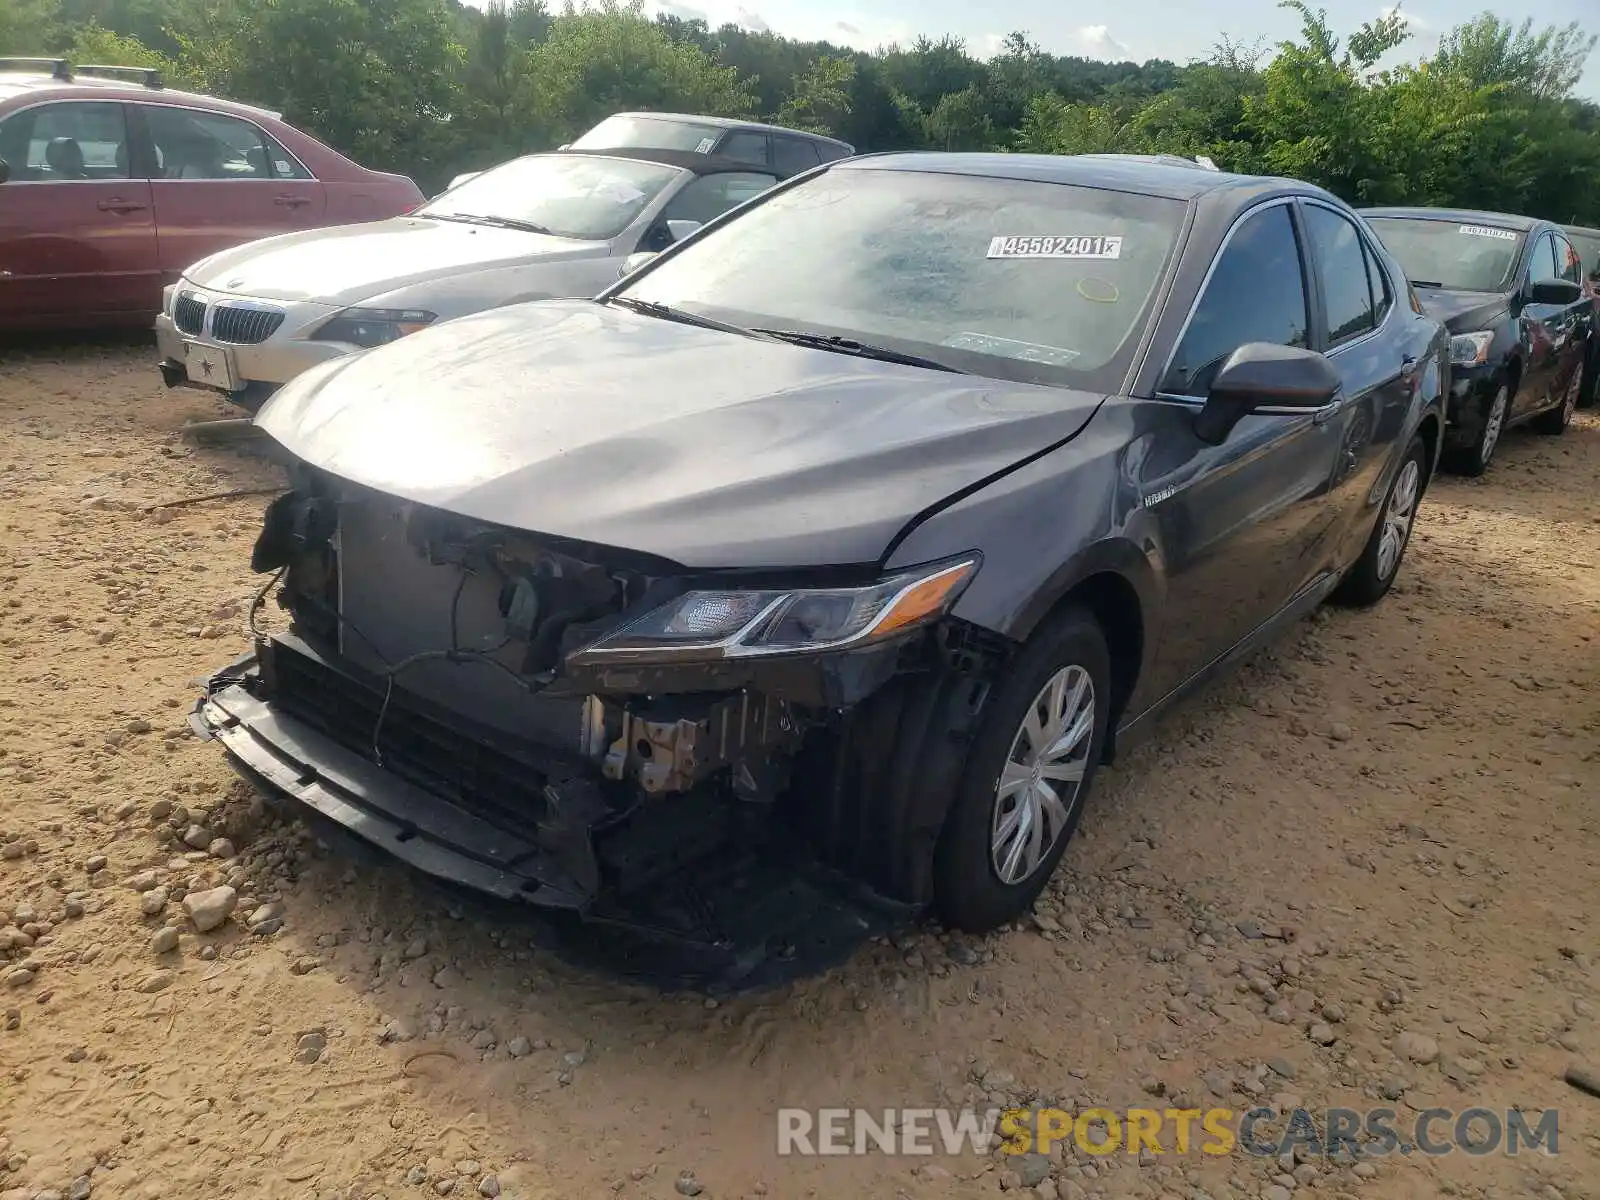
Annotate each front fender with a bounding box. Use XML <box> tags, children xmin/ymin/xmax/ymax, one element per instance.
<box><xmin>883</xmin><ymin>401</ymin><xmax>1161</xmax><ymax>647</ymax></box>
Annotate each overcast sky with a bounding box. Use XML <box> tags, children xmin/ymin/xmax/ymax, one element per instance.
<box><xmin>637</xmin><ymin>0</ymin><xmax>1600</xmax><ymax>100</ymax></box>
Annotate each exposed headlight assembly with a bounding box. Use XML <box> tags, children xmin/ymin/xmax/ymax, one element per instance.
<box><xmin>314</xmin><ymin>307</ymin><xmax>436</xmax><ymax>348</ymax></box>
<box><xmin>1449</xmin><ymin>331</ymin><xmax>1494</xmax><ymax>367</ymax></box>
<box><xmin>567</xmin><ymin>556</ymin><xmax>980</xmax><ymax>665</ymax></box>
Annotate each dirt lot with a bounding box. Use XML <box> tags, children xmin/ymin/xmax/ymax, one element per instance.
<box><xmin>0</xmin><ymin>339</ymin><xmax>1597</xmax><ymax>1200</ymax></box>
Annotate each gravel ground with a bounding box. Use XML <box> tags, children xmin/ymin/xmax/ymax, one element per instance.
<box><xmin>0</xmin><ymin>338</ymin><xmax>1597</xmax><ymax>1200</ymax></box>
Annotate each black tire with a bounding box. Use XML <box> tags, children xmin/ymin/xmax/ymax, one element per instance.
<box><xmin>932</xmin><ymin>607</ymin><xmax>1111</xmax><ymax>933</ymax></box>
<box><xmin>1441</xmin><ymin>381</ymin><xmax>1508</xmax><ymax>476</ymax></box>
<box><xmin>1531</xmin><ymin>367</ymin><xmax>1580</xmax><ymax>435</ymax></box>
<box><xmin>1332</xmin><ymin>434</ymin><xmax>1427</xmax><ymax>608</ymax></box>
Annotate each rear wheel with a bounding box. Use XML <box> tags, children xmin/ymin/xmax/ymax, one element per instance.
<box><xmin>1531</xmin><ymin>367</ymin><xmax>1581</xmax><ymax>435</ymax></box>
<box><xmin>932</xmin><ymin>607</ymin><xmax>1110</xmax><ymax>933</ymax></box>
<box><xmin>1332</xmin><ymin>435</ymin><xmax>1426</xmax><ymax>608</ymax></box>
<box><xmin>1442</xmin><ymin>382</ymin><xmax>1507</xmax><ymax>476</ymax></box>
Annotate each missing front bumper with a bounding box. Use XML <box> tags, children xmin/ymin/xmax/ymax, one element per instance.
<box><xmin>192</xmin><ymin>647</ymin><xmax>915</xmax><ymax>987</ymax></box>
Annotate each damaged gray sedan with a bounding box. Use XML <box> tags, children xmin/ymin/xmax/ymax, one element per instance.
<box><xmin>193</xmin><ymin>153</ymin><xmax>1445</xmax><ymax>976</ymax></box>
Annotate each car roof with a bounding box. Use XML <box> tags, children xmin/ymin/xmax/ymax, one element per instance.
<box><xmin>833</xmin><ymin>151</ymin><xmax>1312</xmax><ymax>205</ymax></box>
<box><xmin>603</xmin><ymin>111</ymin><xmax>853</xmax><ymax>150</ymax></box>
<box><xmin>553</xmin><ymin>145</ymin><xmax>800</xmax><ymax>179</ymax></box>
<box><xmin>1360</xmin><ymin>206</ymin><xmax>1543</xmax><ymax>233</ymax></box>
<box><xmin>0</xmin><ymin>68</ymin><xmax>282</xmax><ymax>121</ymax></box>
<box><xmin>1566</xmin><ymin>224</ymin><xmax>1600</xmax><ymax>237</ymax></box>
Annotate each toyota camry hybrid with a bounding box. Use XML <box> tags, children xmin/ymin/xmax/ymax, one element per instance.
<box><xmin>192</xmin><ymin>154</ymin><xmax>1446</xmax><ymax>983</ymax></box>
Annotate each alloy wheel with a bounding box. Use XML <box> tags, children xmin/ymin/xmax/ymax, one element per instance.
<box><xmin>1376</xmin><ymin>458</ymin><xmax>1421</xmax><ymax>582</ymax></box>
<box><xmin>990</xmin><ymin>665</ymin><xmax>1096</xmax><ymax>885</ymax></box>
<box><xmin>1481</xmin><ymin>386</ymin><xmax>1508</xmax><ymax>463</ymax></box>
<box><xmin>1563</xmin><ymin>370</ymin><xmax>1581</xmax><ymax>421</ymax></box>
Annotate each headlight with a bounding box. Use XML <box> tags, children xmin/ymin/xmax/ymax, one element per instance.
<box><xmin>162</xmin><ymin>284</ymin><xmax>176</xmax><ymax>315</ymax></box>
<box><xmin>567</xmin><ymin>556</ymin><xmax>980</xmax><ymax>665</ymax></box>
<box><xmin>1449</xmin><ymin>331</ymin><xmax>1493</xmax><ymax>367</ymax></box>
<box><xmin>313</xmin><ymin>307</ymin><xmax>436</xmax><ymax>348</ymax></box>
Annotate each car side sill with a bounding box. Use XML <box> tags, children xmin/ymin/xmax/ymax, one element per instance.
<box><xmin>1113</xmin><ymin>569</ymin><xmax>1342</xmax><ymax>755</ymax></box>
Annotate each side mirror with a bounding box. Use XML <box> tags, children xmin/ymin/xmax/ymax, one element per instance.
<box><xmin>618</xmin><ymin>250</ymin><xmax>657</xmax><ymax>279</ymax></box>
<box><xmin>666</xmin><ymin>219</ymin><xmax>702</xmax><ymax>243</ymax></box>
<box><xmin>1529</xmin><ymin>278</ymin><xmax>1583</xmax><ymax>306</ymax></box>
<box><xmin>1194</xmin><ymin>342</ymin><xmax>1340</xmax><ymax>445</ymax></box>
<box><xmin>0</xmin><ymin>157</ymin><xmax>9</xmax><ymax>185</ymax></box>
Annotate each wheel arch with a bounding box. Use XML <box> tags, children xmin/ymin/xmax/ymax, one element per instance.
<box><xmin>1415</xmin><ymin>410</ymin><xmax>1442</xmax><ymax>492</ymax></box>
<box><xmin>998</xmin><ymin>538</ymin><xmax>1158</xmax><ymax>749</ymax></box>
<box><xmin>794</xmin><ymin>546</ymin><xmax>1156</xmax><ymax>909</ymax></box>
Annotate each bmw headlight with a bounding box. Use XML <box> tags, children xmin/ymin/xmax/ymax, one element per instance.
<box><xmin>313</xmin><ymin>307</ymin><xmax>436</xmax><ymax>348</ymax></box>
<box><xmin>1449</xmin><ymin>331</ymin><xmax>1493</xmax><ymax>367</ymax></box>
<box><xmin>567</xmin><ymin>557</ymin><xmax>980</xmax><ymax>665</ymax></box>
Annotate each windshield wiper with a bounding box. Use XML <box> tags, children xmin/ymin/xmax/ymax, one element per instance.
<box><xmin>750</xmin><ymin>328</ymin><xmax>964</xmax><ymax>374</ymax></box>
<box><xmin>1410</xmin><ymin>279</ymin><xmax>1445</xmax><ymax>288</ymax></box>
<box><xmin>427</xmin><ymin>212</ymin><xmax>557</xmax><ymax>236</ymax></box>
<box><xmin>604</xmin><ymin>295</ymin><xmax>756</xmax><ymax>337</ymax></box>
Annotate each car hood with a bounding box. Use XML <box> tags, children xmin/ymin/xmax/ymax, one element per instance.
<box><xmin>184</xmin><ymin>217</ymin><xmax>610</xmax><ymax>305</ymax></box>
<box><xmin>1415</xmin><ymin>287</ymin><xmax>1509</xmax><ymax>334</ymax></box>
<box><xmin>256</xmin><ymin>300</ymin><xmax>1107</xmax><ymax>569</ymax></box>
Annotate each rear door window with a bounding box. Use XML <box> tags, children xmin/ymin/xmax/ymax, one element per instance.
<box><xmin>1164</xmin><ymin>203</ymin><xmax>1310</xmax><ymax>395</ymax></box>
<box><xmin>1304</xmin><ymin>203</ymin><xmax>1377</xmax><ymax>347</ymax></box>
<box><xmin>1361</xmin><ymin>236</ymin><xmax>1393</xmax><ymax>325</ymax></box>
<box><xmin>717</xmin><ymin>130</ymin><xmax>771</xmax><ymax>167</ymax></box>
<box><xmin>1527</xmin><ymin>233</ymin><xmax>1560</xmax><ymax>288</ymax></box>
<box><xmin>142</xmin><ymin>106</ymin><xmax>275</xmax><ymax>180</ymax></box>
<box><xmin>1553</xmin><ymin>234</ymin><xmax>1583</xmax><ymax>285</ymax></box>
<box><xmin>773</xmin><ymin>136</ymin><xmax>821</xmax><ymax>175</ymax></box>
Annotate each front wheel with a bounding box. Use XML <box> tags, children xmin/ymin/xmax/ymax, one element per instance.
<box><xmin>932</xmin><ymin>607</ymin><xmax>1111</xmax><ymax>932</ymax></box>
<box><xmin>1441</xmin><ymin>383</ymin><xmax>1507</xmax><ymax>476</ymax></box>
<box><xmin>1332</xmin><ymin>434</ymin><xmax>1427</xmax><ymax>608</ymax></box>
<box><xmin>1531</xmin><ymin>367</ymin><xmax>1580</xmax><ymax>435</ymax></box>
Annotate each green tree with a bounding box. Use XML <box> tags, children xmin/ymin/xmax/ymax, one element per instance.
<box><xmin>922</xmin><ymin>84</ymin><xmax>994</xmax><ymax>150</ymax></box>
<box><xmin>1432</xmin><ymin>13</ymin><xmax>1596</xmax><ymax>100</ymax></box>
<box><xmin>774</xmin><ymin>54</ymin><xmax>854</xmax><ymax>136</ymax></box>
<box><xmin>176</xmin><ymin>0</ymin><xmax>464</xmax><ymax>183</ymax></box>
<box><xmin>523</xmin><ymin>0</ymin><xmax>755</xmax><ymax>140</ymax></box>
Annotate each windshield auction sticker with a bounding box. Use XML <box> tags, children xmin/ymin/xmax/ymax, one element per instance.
<box><xmin>987</xmin><ymin>235</ymin><xmax>1123</xmax><ymax>259</ymax></box>
<box><xmin>1458</xmin><ymin>225</ymin><xmax>1518</xmax><ymax>241</ymax></box>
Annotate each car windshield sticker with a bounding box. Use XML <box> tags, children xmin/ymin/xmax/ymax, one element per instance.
<box><xmin>1459</xmin><ymin>225</ymin><xmax>1517</xmax><ymax>241</ymax></box>
<box><xmin>987</xmin><ymin>235</ymin><xmax>1123</xmax><ymax>260</ymax></box>
<box><xmin>694</xmin><ymin>137</ymin><xmax>716</xmax><ymax>154</ymax></box>
<box><xmin>943</xmin><ymin>332</ymin><xmax>1081</xmax><ymax>366</ymax></box>
<box><xmin>592</xmin><ymin>180</ymin><xmax>647</xmax><ymax>205</ymax></box>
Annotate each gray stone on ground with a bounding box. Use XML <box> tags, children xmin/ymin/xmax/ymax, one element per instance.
<box><xmin>183</xmin><ymin>885</ymin><xmax>237</xmax><ymax>932</ymax></box>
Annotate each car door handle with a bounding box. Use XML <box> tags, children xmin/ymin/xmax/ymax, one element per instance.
<box><xmin>97</xmin><ymin>198</ymin><xmax>147</xmax><ymax>213</ymax></box>
<box><xmin>273</xmin><ymin>195</ymin><xmax>311</xmax><ymax>208</ymax></box>
<box><xmin>1312</xmin><ymin>397</ymin><xmax>1345</xmax><ymax>425</ymax></box>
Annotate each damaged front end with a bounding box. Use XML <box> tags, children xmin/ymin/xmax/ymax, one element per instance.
<box><xmin>194</xmin><ymin>463</ymin><xmax>1002</xmax><ymax>983</ymax></box>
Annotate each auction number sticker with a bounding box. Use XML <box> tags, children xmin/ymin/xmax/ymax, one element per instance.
<box><xmin>988</xmin><ymin>235</ymin><xmax>1123</xmax><ymax>260</ymax></box>
<box><xmin>694</xmin><ymin>137</ymin><xmax>716</xmax><ymax>154</ymax></box>
<box><xmin>1459</xmin><ymin>224</ymin><xmax>1517</xmax><ymax>241</ymax></box>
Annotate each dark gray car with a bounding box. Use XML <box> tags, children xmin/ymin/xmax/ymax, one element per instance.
<box><xmin>193</xmin><ymin>154</ymin><xmax>1446</xmax><ymax>982</ymax></box>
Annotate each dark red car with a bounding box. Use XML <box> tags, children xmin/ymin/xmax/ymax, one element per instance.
<box><xmin>0</xmin><ymin>59</ymin><xmax>423</xmax><ymax>332</ymax></box>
